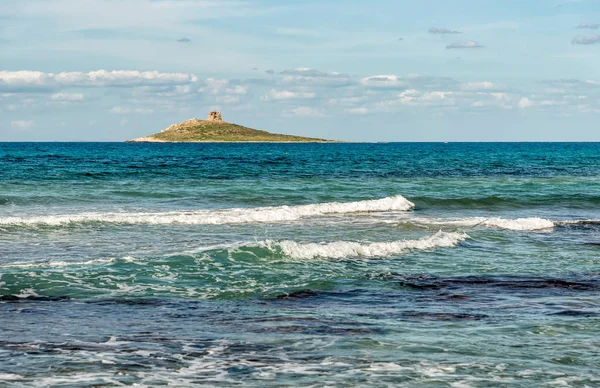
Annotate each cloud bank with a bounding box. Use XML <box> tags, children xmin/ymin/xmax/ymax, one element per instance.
<box><xmin>3</xmin><ymin>66</ymin><xmax>599</xmax><ymax>135</ymax></box>
<box><xmin>0</xmin><ymin>70</ymin><xmax>198</xmax><ymax>91</ymax></box>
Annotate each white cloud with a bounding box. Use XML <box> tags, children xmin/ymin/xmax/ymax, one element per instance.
<box><xmin>518</xmin><ymin>97</ymin><xmax>533</xmax><ymax>109</ymax></box>
<box><xmin>422</xmin><ymin>91</ymin><xmax>453</xmax><ymax>102</ymax></box>
<box><xmin>572</xmin><ymin>34</ymin><xmax>600</xmax><ymax>45</ymax></box>
<box><xmin>225</xmin><ymin>85</ymin><xmax>248</xmax><ymax>95</ymax></box>
<box><xmin>345</xmin><ymin>107</ymin><xmax>368</xmax><ymax>115</ymax></box>
<box><xmin>471</xmin><ymin>99</ymin><xmax>512</xmax><ymax>109</ymax></box>
<box><xmin>175</xmin><ymin>85</ymin><xmax>192</xmax><ymax>94</ymax></box>
<box><xmin>284</xmin><ymin>106</ymin><xmax>324</xmax><ymax>117</ymax></box>
<box><xmin>518</xmin><ymin>96</ymin><xmax>570</xmax><ymax>109</ymax></box>
<box><xmin>216</xmin><ymin>95</ymin><xmax>241</xmax><ymax>104</ymax></box>
<box><xmin>275</xmin><ymin>28</ymin><xmax>320</xmax><ymax>37</ymax></box>
<box><xmin>111</xmin><ymin>106</ymin><xmax>154</xmax><ymax>114</ymax></box>
<box><xmin>111</xmin><ymin>107</ymin><xmax>130</xmax><ymax>114</ymax></box>
<box><xmin>402</xmin><ymin>75</ymin><xmax>460</xmax><ymax>91</ymax></box>
<box><xmin>564</xmin><ymin>95</ymin><xmax>589</xmax><ymax>100</ymax></box>
<box><xmin>371</xmin><ymin>87</ymin><xmax>519</xmax><ymax>111</ymax></box>
<box><xmin>398</xmin><ymin>89</ymin><xmax>419</xmax><ymax>102</ymax></box>
<box><xmin>490</xmin><ymin>92</ymin><xmax>509</xmax><ymax>100</ymax></box>
<box><xmin>0</xmin><ymin>70</ymin><xmax>198</xmax><ymax>91</ymax></box>
<box><xmin>360</xmin><ymin>75</ymin><xmax>405</xmax><ymax>88</ymax></box>
<box><xmin>280</xmin><ymin>68</ymin><xmax>350</xmax><ymax>87</ymax></box>
<box><xmin>51</xmin><ymin>92</ymin><xmax>84</xmax><ymax>101</ymax></box>
<box><xmin>133</xmin><ymin>108</ymin><xmax>154</xmax><ymax>114</ymax></box>
<box><xmin>327</xmin><ymin>97</ymin><xmax>367</xmax><ymax>106</ymax></box>
<box><xmin>461</xmin><ymin>81</ymin><xmax>496</xmax><ymax>91</ymax></box>
<box><xmin>577</xmin><ymin>23</ymin><xmax>599</xmax><ymax>29</ymax></box>
<box><xmin>10</xmin><ymin>120</ymin><xmax>34</xmax><ymax>129</ymax></box>
<box><xmin>262</xmin><ymin>89</ymin><xmax>316</xmax><ymax>101</ymax></box>
<box><xmin>446</xmin><ymin>41</ymin><xmax>483</xmax><ymax>49</ymax></box>
<box><xmin>204</xmin><ymin>78</ymin><xmax>228</xmax><ymax>89</ymax></box>
<box><xmin>281</xmin><ymin>68</ymin><xmax>342</xmax><ymax>77</ymax></box>
<box><xmin>429</xmin><ymin>27</ymin><xmax>461</xmax><ymax>34</ymax></box>
<box><xmin>395</xmin><ymin>90</ymin><xmax>455</xmax><ymax>106</ymax></box>
<box><xmin>538</xmin><ymin>100</ymin><xmax>566</xmax><ymax>106</ymax></box>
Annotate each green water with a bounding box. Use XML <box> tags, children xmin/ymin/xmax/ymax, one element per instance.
<box><xmin>1</xmin><ymin>142</ymin><xmax>600</xmax><ymax>386</ymax></box>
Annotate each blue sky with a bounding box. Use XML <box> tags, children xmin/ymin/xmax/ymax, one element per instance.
<box><xmin>1</xmin><ymin>0</ymin><xmax>600</xmax><ymax>141</ymax></box>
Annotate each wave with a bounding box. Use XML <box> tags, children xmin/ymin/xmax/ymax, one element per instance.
<box><xmin>393</xmin><ymin>214</ymin><xmax>600</xmax><ymax>231</ymax></box>
<box><xmin>405</xmin><ymin>217</ymin><xmax>600</xmax><ymax>231</ymax></box>
<box><xmin>259</xmin><ymin>231</ymin><xmax>468</xmax><ymax>259</ymax></box>
<box><xmin>405</xmin><ymin>217</ymin><xmax>555</xmax><ymax>231</ymax></box>
<box><xmin>483</xmin><ymin>217</ymin><xmax>555</xmax><ymax>231</ymax></box>
<box><xmin>0</xmin><ymin>232</ymin><xmax>464</xmax><ymax>271</ymax></box>
<box><xmin>0</xmin><ymin>195</ymin><xmax>414</xmax><ymax>227</ymax></box>
<box><xmin>0</xmin><ymin>257</ymin><xmax>132</xmax><ymax>269</ymax></box>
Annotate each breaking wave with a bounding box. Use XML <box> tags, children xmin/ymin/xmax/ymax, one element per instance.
<box><xmin>0</xmin><ymin>195</ymin><xmax>414</xmax><ymax>226</ymax></box>
<box><xmin>405</xmin><ymin>217</ymin><xmax>556</xmax><ymax>231</ymax></box>
<box><xmin>259</xmin><ymin>231</ymin><xmax>469</xmax><ymax>259</ymax></box>
<box><xmin>402</xmin><ymin>217</ymin><xmax>600</xmax><ymax>231</ymax></box>
<box><xmin>482</xmin><ymin>217</ymin><xmax>555</xmax><ymax>230</ymax></box>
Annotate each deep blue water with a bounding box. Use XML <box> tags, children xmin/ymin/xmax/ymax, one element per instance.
<box><xmin>1</xmin><ymin>142</ymin><xmax>600</xmax><ymax>386</ymax></box>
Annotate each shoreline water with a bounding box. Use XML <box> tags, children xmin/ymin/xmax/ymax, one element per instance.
<box><xmin>1</xmin><ymin>142</ymin><xmax>600</xmax><ymax>386</ymax></box>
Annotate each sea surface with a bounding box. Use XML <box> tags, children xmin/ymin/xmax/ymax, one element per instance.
<box><xmin>1</xmin><ymin>142</ymin><xmax>600</xmax><ymax>387</ymax></box>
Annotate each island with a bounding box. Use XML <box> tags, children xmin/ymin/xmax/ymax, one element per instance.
<box><xmin>127</xmin><ymin>111</ymin><xmax>334</xmax><ymax>142</ymax></box>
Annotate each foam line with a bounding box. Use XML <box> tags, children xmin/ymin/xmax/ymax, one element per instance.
<box><xmin>406</xmin><ymin>217</ymin><xmax>555</xmax><ymax>231</ymax></box>
<box><xmin>260</xmin><ymin>231</ymin><xmax>468</xmax><ymax>259</ymax></box>
<box><xmin>0</xmin><ymin>195</ymin><xmax>414</xmax><ymax>226</ymax></box>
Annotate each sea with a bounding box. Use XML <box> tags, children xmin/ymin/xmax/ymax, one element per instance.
<box><xmin>1</xmin><ymin>142</ymin><xmax>600</xmax><ymax>387</ymax></box>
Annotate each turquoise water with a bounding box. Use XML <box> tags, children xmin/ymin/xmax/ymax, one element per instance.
<box><xmin>1</xmin><ymin>142</ymin><xmax>600</xmax><ymax>386</ymax></box>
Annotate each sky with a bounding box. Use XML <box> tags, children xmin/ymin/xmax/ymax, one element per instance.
<box><xmin>1</xmin><ymin>0</ymin><xmax>600</xmax><ymax>142</ymax></box>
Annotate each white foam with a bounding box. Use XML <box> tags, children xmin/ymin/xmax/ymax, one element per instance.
<box><xmin>0</xmin><ymin>195</ymin><xmax>414</xmax><ymax>226</ymax></box>
<box><xmin>0</xmin><ymin>257</ymin><xmax>120</xmax><ymax>269</ymax></box>
<box><xmin>406</xmin><ymin>217</ymin><xmax>555</xmax><ymax>231</ymax></box>
<box><xmin>260</xmin><ymin>231</ymin><xmax>468</xmax><ymax>259</ymax></box>
<box><xmin>13</xmin><ymin>288</ymin><xmax>39</xmax><ymax>298</ymax></box>
<box><xmin>483</xmin><ymin>217</ymin><xmax>554</xmax><ymax>231</ymax></box>
<box><xmin>104</xmin><ymin>336</ymin><xmax>130</xmax><ymax>346</ymax></box>
<box><xmin>0</xmin><ymin>373</ymin><xmax>23</xmax><ymax>381</ymax></box>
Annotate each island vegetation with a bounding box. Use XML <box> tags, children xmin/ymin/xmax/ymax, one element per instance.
<box><xmin>127</xmin><ymin>112</ymin><xmax>333</xmax><ymax>143</ymax></box>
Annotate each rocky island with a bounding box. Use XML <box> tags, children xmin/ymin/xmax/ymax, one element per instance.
<box><xmin>127</xmin><ymin>111</ymin><xmax>333</xmax><ymax>143</ymax></box>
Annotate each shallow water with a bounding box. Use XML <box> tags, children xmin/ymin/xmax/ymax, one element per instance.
<box><xmin>1</xmin><ymin>142</ymin><xmax>600</xmax><ymax>386</ymax></box>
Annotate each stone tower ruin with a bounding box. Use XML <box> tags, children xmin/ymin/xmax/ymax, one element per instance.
<box><xmin>208</xmin><ymin>111</ymin><xmax>222</xmax><ymax>121</ymax></box>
